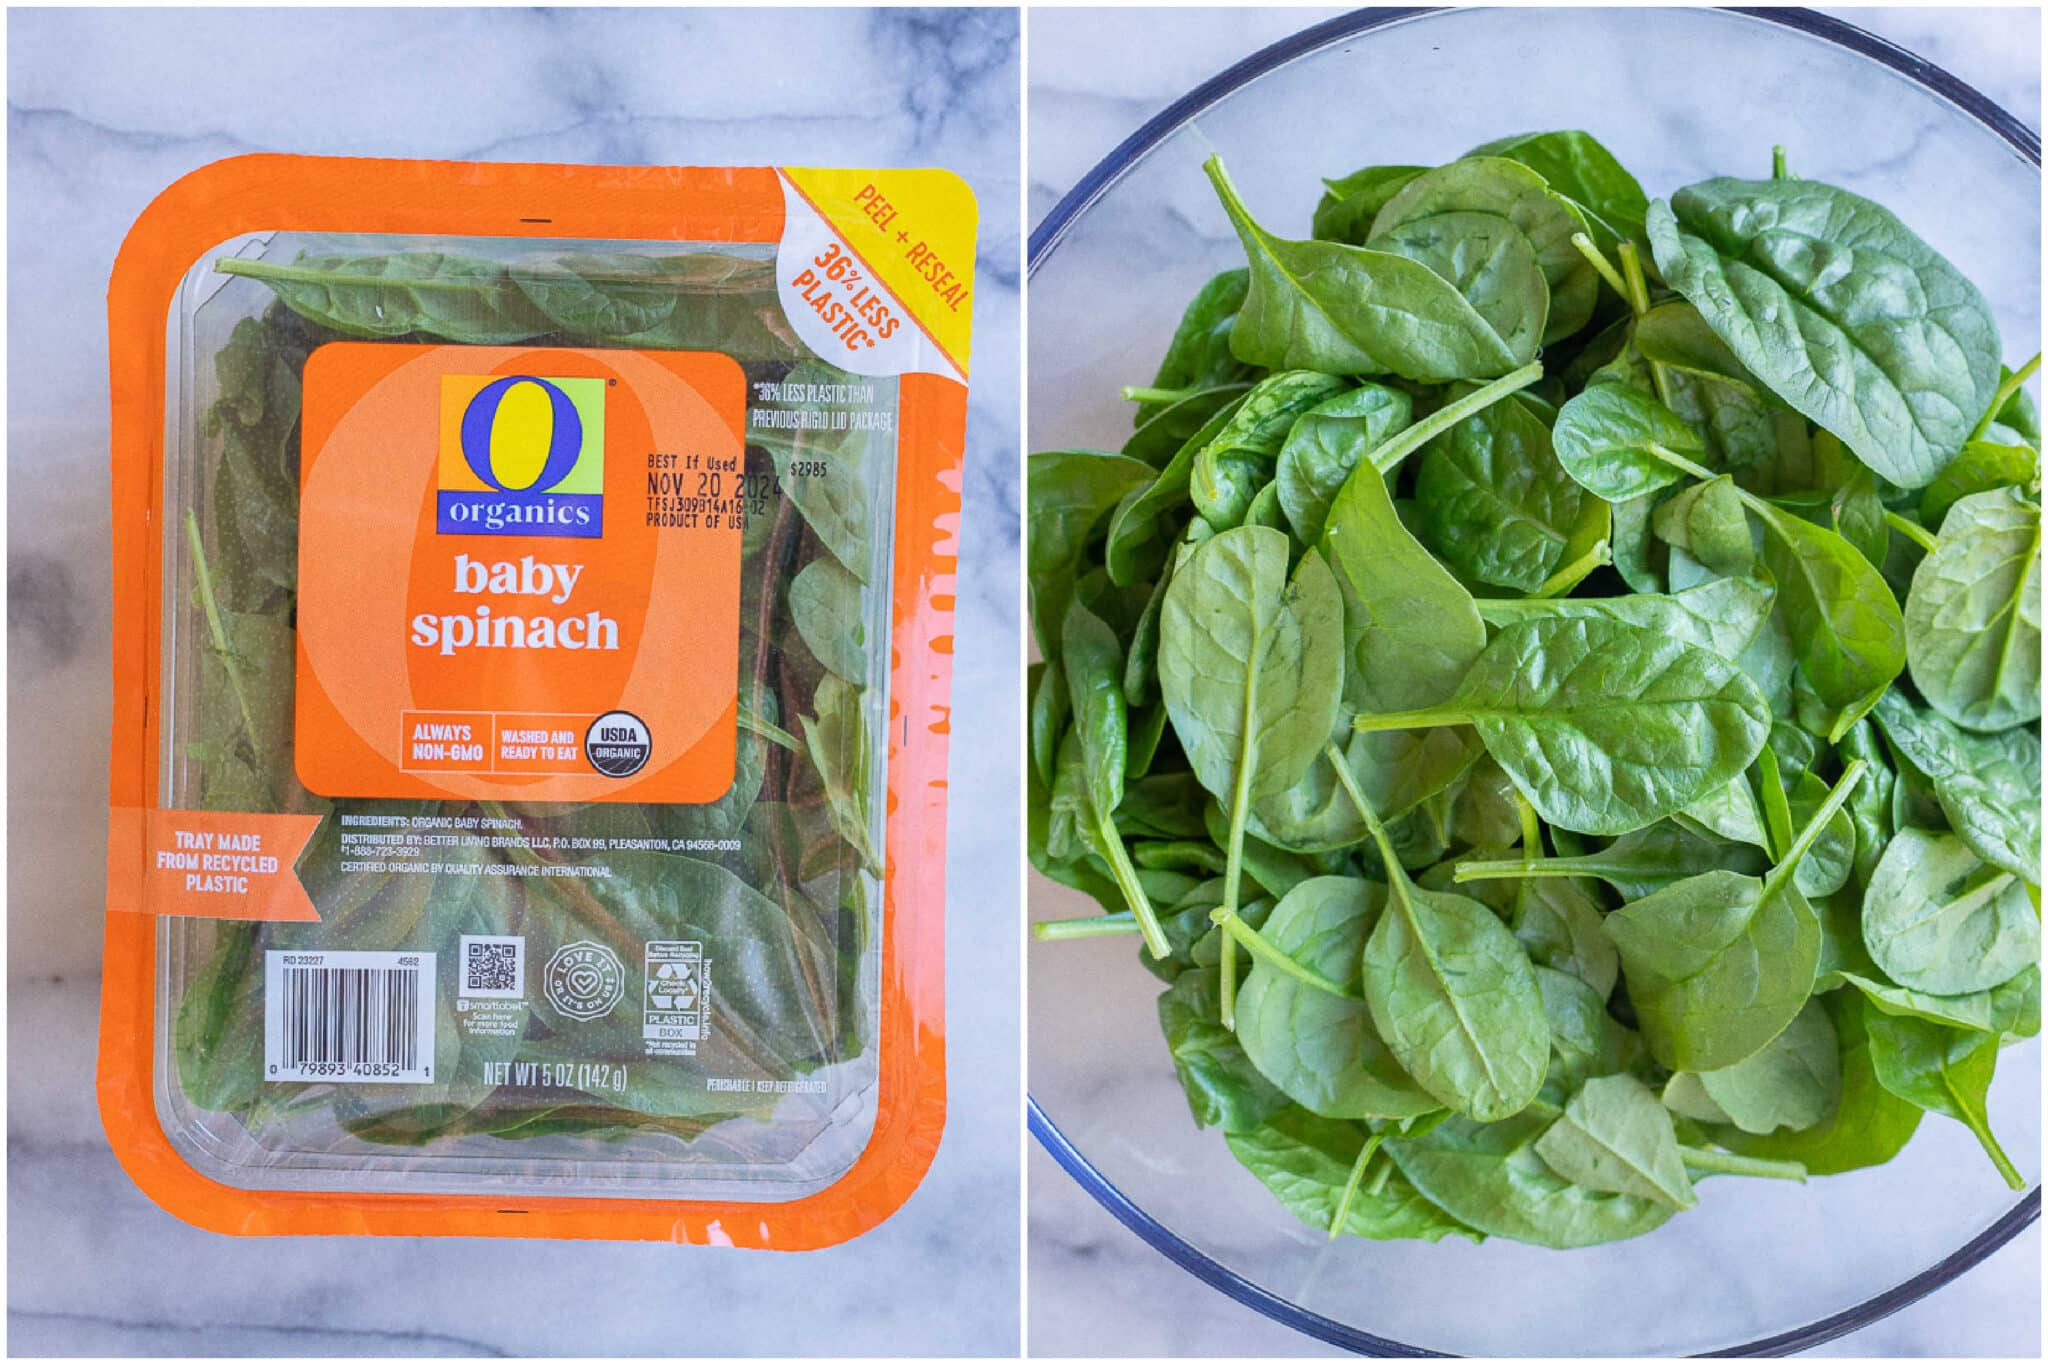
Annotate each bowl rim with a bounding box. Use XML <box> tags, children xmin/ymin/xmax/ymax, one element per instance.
<box><xmin>1026</xmin><ymin>5</ymin><xmax>2042</xmax><ymax>1356</ymax></box>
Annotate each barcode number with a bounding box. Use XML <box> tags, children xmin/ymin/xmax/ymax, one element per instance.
<box><xmin>263</xmin><ymin>950</ymin><xmax>436</xmax><ymax>1083</ymax></box>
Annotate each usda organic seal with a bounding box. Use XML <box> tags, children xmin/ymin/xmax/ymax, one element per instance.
<box><xmin>585</xmin><ymin>710</ymin><xmax>651</xmax><ymax>777</ymax></box>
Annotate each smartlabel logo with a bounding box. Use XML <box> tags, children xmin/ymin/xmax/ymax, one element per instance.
<box><xmin>437</xmin><ymin>374</ymin><xmax>606</xmax><ymax>538</ymax></box>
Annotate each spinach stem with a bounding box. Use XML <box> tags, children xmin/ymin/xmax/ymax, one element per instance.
<box><xmin>1569</xmin><ymin>232</ymin><xmax>1632</xmax><ymax>306</ymax></box>
<box><xmin>1763</xmin><ymin>759</ymin><xmax>1866</xmax><ymax>900</ymax></box>
<box><xmin>1216</xmin><ymin>650</ymin><xmax>1271</xmax><ymax>1024</ymax></box>
<box><xmin>1970</xmin><ymin>1116</ymin><xmax>2026</xmax><ymax>1190</ymax></box>
<box><xmin>1883</xmin><ymin>511</ymin><xmax>1939</xmax><ymax>554</ymax></box>
<box><xmin>1772</xmin><ymin>145</ymin><xmax>1790</xmax><ymax>180</ymax></box>
<box><xmin>1755</xmin><ymin>744</ymin><xmax>1794</xmax><ymax>862</ymax></box>
<box><xmin>1366</xmin><ymin>1157</ymin><xmax>1394</xmax><ymax>1198</ymax></box>
<box><xmin>1362</xmin><ymin>360</ymin><xmax>1545</xmax><ymax>474</ymax></box>
<box><xmin>1644</xmin><ymin>441</ymin><xmax>1718</xmax><ymax>484</ymax></box>
<box><xmin>1532</xmin><ymin>537</ymin><xmax>1611</xmax><ymax>598</ymax></box>
<box><xmin>1352</xmin><ymin>707</ymin><xmax>1467</xmax><ymax>735</ymax></box>
<box><xmin>738</xmin><ymin>704</ymin><xmax>802</xmax><ymax>752</ymax></box>
<box><xmin>1824</xmin><ymin>680</ymin><xmax>1889</xmax><ymax>747</ymax></box>
<box><xmin>1208</xmin><ymin>905</ymin><xmax>1364</xmax><ymax>1001</ymax></box>
<box><xmin>1969</xmin><ymin>351</ymin><xmax>2040</xmax><ymax>441</ymax></box>
<box><xmin>183</xmin><ymin>509</ymin><xmax>259</xmax><ymax>744</ymax></box>
<box><xmin>1610</xmin><ymin>242</ymin><xmax>1681</xmax><ymax>406</ymax></box>
<box><xmin>1095</xmin><ymin>807</ymin><xmax>1170</xmax><ymax>958</ymax></box>
<box><xmin>1032</xmin><ymin>912</ymin><xmax>1140</xmax><ymax>941</ymax></box>
<box><xmin>1515</xmin><ymin>794</ymin><xmax>1542</xmax><ymax>859</ymax></box>
<box><xmin>1120</xmin><ymin>385</ymin><xmax>1192</xmax><ymax>405</ymax></box>
<box><xmin>1681</xmin><ymin>1146</ymin><xmax>1805</xmax><ymax>1181</ymax></box>
<box><xmin>1325</xmin><ymin>742</ymin><xmax>1404</xmax><ymax>880</ymax></box>
<box><xmin>1451</xmin><ymin>857</ymin><xmax>1583</xmax><ymax>884</ymax></box>
<box><xmin>1616</xmin><ymin>243</ymin><xmax>1655</xmax><ymax>317</ymax></box>
<box><xmin>1330</xmin><ymin>1132</ymin><xmax>1384</xmax><ymax>1239</ymax></box>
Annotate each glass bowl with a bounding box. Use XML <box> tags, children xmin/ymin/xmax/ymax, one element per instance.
<box><xmin>1027</xmin><ymin>7</ymin><xmax>2041</xmax><ymax>1356</ymax></box>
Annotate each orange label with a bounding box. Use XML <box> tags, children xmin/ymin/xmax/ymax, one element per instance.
<box><xmin>111</xmin><ymin>808</ymin><xmax>324</xmax><ymax>921</ymax></box>
<box><xmin>294</xmin><ymin>344</ymin><xmax>746</xmax><ymax>804</ymax></box>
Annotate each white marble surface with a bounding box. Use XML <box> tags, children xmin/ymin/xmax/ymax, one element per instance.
<box><xmin>1028</xmin><ymin>6</ymin><xmax>2041</xmax><ymax>1358</ymax></box>
<box><xmin>7</xmin><ymin>7</ymin><xmax>1019</xmax><ymax>1355</ymax></box>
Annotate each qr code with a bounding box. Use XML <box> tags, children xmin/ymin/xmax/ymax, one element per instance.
<box><xmin>460</xmin><ymin>935</ymin><xmax>524</xmax><ymax>999</ymax></box>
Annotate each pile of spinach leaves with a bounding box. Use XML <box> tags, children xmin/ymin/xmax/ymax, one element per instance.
<box><xmin>1030</xmin><ymin>133</ymin><xmax>2041</xmax><ymax>1248</ymax></box>
<box><xmin>179</xmin><ymin>248</ymin><xmax>886</xmax><ymax>1150</ymax></box>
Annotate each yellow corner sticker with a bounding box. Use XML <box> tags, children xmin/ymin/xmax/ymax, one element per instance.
<box><xmin>781</xmin><ymin>167</ymin><xmax>977</xmax><ymax>377</ymax></box>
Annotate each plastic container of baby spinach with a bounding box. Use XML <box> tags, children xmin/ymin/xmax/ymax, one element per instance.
<box><xmin>105</xmin><ymin>155</ymin><xmax>977</xmax><ymax>1245</ymax></box>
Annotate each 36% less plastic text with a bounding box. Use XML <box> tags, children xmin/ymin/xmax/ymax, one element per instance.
<box><xmin>789</xmin><ymin>243</ymin><xmax>902</xmax><ymax>353</ymax></box>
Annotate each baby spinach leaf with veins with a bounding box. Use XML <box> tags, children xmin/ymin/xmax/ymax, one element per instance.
<box><xmin>216</xmin><ymin>253</ymin><xmax>551</xmax><ymax>342</ymax></box>
<box><xmin>1321</xmin><ymin>455</ymin><xmax>1486</xmax><ymax>714</ymax></box>
<box><xmin>1603</xmin><ymin>763</ymin><xmax>1863</xmax><ymax>1071</ymax></box>
<box><xmin>1861</xmin><ymin>827</ymin><xmax>2037</xmax><ymax>996</ymax></box>
<box><xmin>1124</xmin><ymin>383</ymin><xmax>1256</xmax><ymax>468</ymax></box>
<box><xmin>1536</xmin><ymin>965</ymin><xmax>1639</xmax><ymax>1089</ymax></box>
<box><xmin>1864</xmin><ymin>1009</ymin><xmax>2025</xmax><ymax>1189</ymax></box>
<box><xmin>1187</xmin><ymin>374</ymin><xmax>1349</xmax><ymax>530</ymax></box>
<box><xmin>1275</xmin><ymin>383</ymin><xmax>1413</xmax><ymax>546</ymax></box>
<box><xmin>1026</xmin><ymin>449</ymin><xmax>1156</xmax><ymax>656</ymax></box>
<box><xmin>1516</xmin><ymin>879</ymin><xmax>1618</xmax><ymax>999</ymax></box>
<box><xmin>1356</xmin><ymin>617</ymin><xmax>1771</xmax><ymax>835</ymax></box>
<box><xmin>1475</xmin><ymin>575</ymin><xmax>1775</xmax><ymax>663</ymax></box>
<box><xmin>788</xmin><ymin>557</ymin><xmax>867</xmax><ymax>683</ymax></box>
<box><xmin>1783</xmin><ymin>768</ymin><xmax>1855</xmax><ymax>898</ymax></box>
<box><xmin>1836</xmin><ymin>964</ymin><xmax>2041</xmax><ymax>1038</ymax></box>
<box><xmin>1693</xmin><ymin>997</ymin><xmax>1840</xmax><ymax>1135</ymax></box>
<box><xmin>1904</xmin><ymin>487</ymin><xmax>2041</xmax><ymax>732</ymax></box>
<box><xmin>1919</xmin><ymin>441</ymin><xmax>2039</xmax><ymax>528</ymax></box>
<box><xmin>800</xmin><ymin>675</ymin><xmax>881</xmax><ymax>876</ymax></box>
<box><xmin>1534</xmin><ymin>1074</ymin><xmax>1698</xmax><ymax>1209</ymax></box>
<box><xmin>1713</xmin><ymin>990</ymin><xmax>1922</xmax><ymax>1175</ymax></box>
<box><xmin>1062</xmin><ymin>599</ymin><xmax>1167</xmax><ymax>955</ymax></box>
<box><xmin>1250</xmin><ymin>724</ymin><xmax>1480</xmax><ymax>854</ymax></box>
<box><xmin>1158</xmin><ymin>968</ymin><xmax>1292</xmax><ymax>1133</ymax></box>
<box><xmin>1654</xmin><ymin>477</ymin><xmax>1755</xmax><ymax>579</ymax></box>
<box><xmin>1458</xmin><ymin>821</ymin><xmax>1768</xmax><ymax>899</ymax></box>
<box><xmin>1367</xmin><ymin>210</ymin><xmax>1550</xmax><ymax>363</ymax></box>
<box><xmin>1413</xmin><ymin>393</ymin><xmax>1587</xmax><ymax>594</ymax></box>
<box><xmin>1605</xmin><ymin>869</ymin><xmax>1821</xmax><ymax>1072</ymax></box>
<box><xmin>1751</xmin><ymin>495</ymin><xmax>1907</xmax><ymax>710</ymax></box>
<box><xmin>1029</xmin><ymin>662</ymin><xmax>1068</xmax><ymax>789</ymax></box>
<box><xmin>1233</xmin><ymin>876</ymin><xmax>1438</xmax><ymax>1120</ymax></box>
<box><xmin>1109</xmin><ymin>372</ymin><xmax>1340</xmax><ymax>585</ymax></box>
<box><xmin>1226</xmin><ymin>1106</ymin><xmax>1481</xmax><ymax>1243</ymax></box>
<box><xmin>1160</xmin><ymin>527</ymin><xmax>1344</xmax><ymax>990</ymax></box>
<box><xmin>1872</xmin><ymin>689</ymin><xmax>2041</xmax><ymax>881</ymax></box>
<box><xmin>1646</xmin><ymin>178</ymin><xmax>2001</xmax><ymax>488</ymax></box>
<box><xmin>1386</xmin><ymin>1107</ymin><xmax>1677</xmax><ymax>1249</ymax></box>
<box><xmin>1311</xmin><ymin>165</ymin><xmax>1429</xmax><ymax>245</ymax></box>
<box><xmin>1371</xmin><ymin>156</ymin><xmax>1598</xmax><ymax>342</ymax></box>
<box><xmin>1204</xmin><ymin>155</ymin><xmax>1526</xmax><ymax>381</ymax></box>
<box><xmin>1464</xmin><ymin>130</ymin><xmax>1650</xmax><ymax>253</ymax></box>
<box><xmin>1346</xmin><ymin>783</ymin><xmax>1549</xmax><ymax>1122</ymax></box>
<box><xmin>1552</xmin><ymin>381</ymin><xmax>1701</xmax><ymax>503</ymax></box>
<box><xmin>1160</xmin><ymin>528</ymin><xmax>1345</xmax><ymax>811</ymax></box>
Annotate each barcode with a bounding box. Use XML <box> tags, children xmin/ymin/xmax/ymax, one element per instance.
<box><xmin>263</xmin><ymin>951</ymin><xmax>436</xmax><ymax>1083</ymax></box>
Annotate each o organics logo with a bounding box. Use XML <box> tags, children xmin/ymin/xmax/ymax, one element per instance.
<box><xmin>436</xmin><ymin>374</ymin><xmax>605</xmax><ymax>538</ymax></box>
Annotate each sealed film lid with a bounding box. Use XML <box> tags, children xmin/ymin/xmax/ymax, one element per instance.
<box><xmin>101</xmin><ymin>155</ymin><xmax>974</xmax><ymax>1245</ymax></box>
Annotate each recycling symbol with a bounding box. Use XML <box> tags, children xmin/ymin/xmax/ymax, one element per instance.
<box><xmin>648</xmin><ymin>958</ymin><xmax>699</xmax><ymax>1011</ymax></box>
